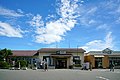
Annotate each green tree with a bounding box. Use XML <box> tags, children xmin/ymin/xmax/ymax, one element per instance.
<box><xmin>0</xmin><ymin>48</ymin><xmax>13</xmax><ymax>61</ymax></box>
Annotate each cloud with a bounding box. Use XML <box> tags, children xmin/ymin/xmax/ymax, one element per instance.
<box><xmin>105</xmin><ymin>32</ymin><xmax>113</xmax><ymax>48</ymax></box>
<box><xmin>0</xmin><ymin>21</ymin><xmax>23</xmax><ymax>37</ymax></box>
<box><xmin>29</xmin><ymin>0</ymin><xmax>81</xmax><ymax>44</ymax></box>
<box><xmin>17</xmin><ymin>9</ymin><xmax>24</xmax><ymax>14</ymax></box>
<box><xmin>79</xmin><ymin>7</ymin><xmax>98</xmax><ymax>27</ymax></box>
<box><xmin>34</xmin><ymin>18</ymin><xmax>76</xmax><ymax>44</ymax></box>
<box><xmin>0</xmin><ymin>7</ymin><xmax>24</xmax><ymax>17</ymax></box>
<box><xmin>28</xmin><ymin>14</ymin><xmax>44</xmax><ymax>27</ymax></box>
<box><xmin>97</xmin><ymin>24</ymin><xmax>110</xmax><ymax>31</ymax></box>
<box><xmin>87</xmin><ymin>7</ymin><xmax>97</xmax><ymax>15</ymax></box>
<box><xmin>35</xmin><ymin>34</ymin><xmax>63</xmax><ymax>44</ymax></box>
<box><xmin>116</xmin><ymin>6</ymin><xmax>120</xmax><ymax>13</ymax></box>
<box><xmin>116</xmin><ymin>17</ymin><xmax>120</xmax><ymax>24</ymax></box>
<box><xmin>80</xmin><ymin>32</ymin><xmax>114</xmax><ymax>52</ymax></box>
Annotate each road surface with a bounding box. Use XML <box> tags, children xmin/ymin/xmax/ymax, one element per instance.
<box><xmin>0</xmin><ymin>69</ymin><xmax>120</xmax><ymax>80</ymax></box>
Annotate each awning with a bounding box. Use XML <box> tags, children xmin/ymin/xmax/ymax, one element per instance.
<box><xmin>94</xmin><ymin>55</ymin><xmax>104</xmax><ymax>57</ymax></box>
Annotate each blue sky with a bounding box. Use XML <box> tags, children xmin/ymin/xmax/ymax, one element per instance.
<box><xmin>0</xmin><ymin>0</ymin><xmax>120</xmax><ymax>51</ymax></box>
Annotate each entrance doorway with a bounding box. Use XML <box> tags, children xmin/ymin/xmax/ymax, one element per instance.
<box><xmin>55</xmin><ymin>58</ymin><xmax>67</xmax><ymax>69</ymax></box>
<box><xmin>95</xmin><ymin>57</ymin><xmax>102</xmax><ymax>68</ymax></box>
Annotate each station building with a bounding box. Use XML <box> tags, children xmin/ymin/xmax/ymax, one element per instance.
<box><xmin>9</xmin><ymin>48</ymin><xmax>85</xmax><ymax>69</ymax></box>
<box><xmin>38</xmin><ymin>48</ymin><xmax>85</xmax><ymax>69</ymax></box>
<box><xmin>8</xmin><ymin>50</ymin><xmax>39</xmax><ymax>68</ymax></box>
<box><xmin>84</xmin><ymin>48</ymin><xmax>120</xmax><ymax>69</ymax></box>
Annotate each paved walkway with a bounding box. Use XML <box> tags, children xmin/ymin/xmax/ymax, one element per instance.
<box><xmin>0</xmin><ymin>69</ymin><xmax>120</xmax><ymax>80</ymax></box>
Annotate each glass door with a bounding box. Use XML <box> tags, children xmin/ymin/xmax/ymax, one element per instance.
<box><xmin>95</xmin><ymin>57</ymin><xmax>102</xmax><ymax>68</ymax></box>
<box><xmin>55</xmin><ymin>58</ymin><xmax>67</xmax><ymax>69</ymax></box>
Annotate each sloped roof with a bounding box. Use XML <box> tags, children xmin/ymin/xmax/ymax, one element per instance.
<box><xmin>38</xmin><ymin>48</ymin><xmax>86</xmax><ymax>53</ymax></box>
<box><xmin>11</xmin><ymin>50</ymin><xmax>38</xmax><ymax>56</ymax></box>
<box><xmin>88</xmin><ymin>51</ymin><xmax>120</xmax><ymax>55</ymax></box>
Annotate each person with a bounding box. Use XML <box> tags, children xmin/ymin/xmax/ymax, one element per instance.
<box><xmin>83</xmin><ymin>63</ymin><xmax>87</xmax><ymax>70</ymax></box>
<box><xmin>110</xmin><ymin>63</ymin><xmax>115</xmax><ymax>72</ymax></box>
<box><xmin>40</xmin><ymin>62</ymin><xmax>43</xmax><ymax>69</ymax></box>
<box><xmin>44</xmin><ymin>62</ymin><xmax>48</xmax><ymax>71</ymax></box>
<box><xmin>45</xmin><ymin>62</ymin><xmax>48</xmax><ymax>71</ymax></box>
<box><xmin>89</xmin><ymin>62</ymin><xmax>92</xmax><ymax>71</ymax></box>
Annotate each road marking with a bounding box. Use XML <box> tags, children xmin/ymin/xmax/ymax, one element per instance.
<box><xmin>96</xmin><ymin>76</ymin><xmax>109</xmax><ymax>80</ymax></box>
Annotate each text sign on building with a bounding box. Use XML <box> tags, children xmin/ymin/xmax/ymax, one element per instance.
<box><xmin>56</xmin><ymin>51</ymin><xmax>66</xmax><ymax>54</ymax></box>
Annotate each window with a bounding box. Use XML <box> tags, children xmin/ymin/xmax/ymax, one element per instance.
<box><xmin>73</xmin><ymin>56</ymin><xmax>81</xmax><ymax>64</ymax></box>
<box><xmin>109</xmin><ymin>57</ymin><xmax>120</xmax><ymax>66</ymax></box>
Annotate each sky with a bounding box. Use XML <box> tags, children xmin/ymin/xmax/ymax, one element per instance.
<box><xmin>0</xmin><ymin>0</ymin><xmax>120</xmax><ymax>52</ymax></box>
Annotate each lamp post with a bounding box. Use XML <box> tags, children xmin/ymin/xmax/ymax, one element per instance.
<box><xmin>19</xmin><ymin>62</ymin><xmax>20</xmax><ymax>69</ymax></box>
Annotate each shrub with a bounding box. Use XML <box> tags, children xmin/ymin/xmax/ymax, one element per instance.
<box><xmin>0</xmin><ymin>61</ymin><xmax>10</xmax><ymax>69</ymax></box>
<box><xmin>73</xmin><ymin>64</ymin><xmax>81</xmax><ymax>67</ymax></box>
<box><xmin>16</xmin><ymin>60</ymin><xmax>27</xmax><ymax>67</ymax></box>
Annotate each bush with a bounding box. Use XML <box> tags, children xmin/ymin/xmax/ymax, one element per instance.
<box><xmin>0</xmin><ymin>61</ymin><xmax>10</xmax><ymax>69</ymax></box>
<box><xmin>73</xmin><ymin>64</ymin><xmax>81</xmax><ymax>67</ymax></box>
<box><xmin>16</xmin><ymin>60</ymin><xmax>27</xmax><ymax>67</ymax></box>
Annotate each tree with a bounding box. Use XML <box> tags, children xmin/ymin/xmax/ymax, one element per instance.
<box><xmin>0</xmin><ymin>48</ymin><xmax>13</xmax><ymax>61</ymax></box>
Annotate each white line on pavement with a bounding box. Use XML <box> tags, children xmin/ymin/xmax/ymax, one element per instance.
<box><xmin>96</xmin><ymin>76</ymin><xmax>109</xmax><ymax>80</ymax></box>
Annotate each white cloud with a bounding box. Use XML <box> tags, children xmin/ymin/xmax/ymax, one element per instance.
<box><xmin>87</xmin><ymin>7</ymin><xmax>97</xmax><ymax>15</ymax></box>
<box><xmin>17</xmin><ymin>9</ymin><xmax>24</xmax><ymax>14</ymax></box>
<box><xmin>97</xmin><ymin>24</ymin><xmax>110</xmax><ymax>31</ymax></box>
<box><xmin>105</xmin><ymin>32</ymin><xmax>113</xmax><ymax>48</ymax></box>
<box><xmin>80</xmin><ymin>32</ymin><xmax>114</xmax><ymax>52</ymax></box>
<box><xmin>45</xmin><ymin>14</ymin><xmax>56</xmax><ymax>21</ymax></box>
<box><xmin>81</xmin><ymin>1</ymin><xmax>84</xmax><ymax>3</ymax></box>
<box><xmin>88</xmin><ymin>20</ymin><xmax>96</xmax><ymax>24</ymax></box>
<box><xmin>28</xmin><ymin>14</ymin><xmax>44</xmax><ymax>27</ymax></box>
<box><xmin>116</xmin><ymin>17</ymin><xmax>120</xmax><ymax>23</ymax></box>
<box><xmin>79</xmin><ymin>7</ymin><xmax>97</xmax><ymax>26</ymax></box>
<box><xmin>35</xmin><ymin>34</ymin><xmax>62</xmax><ymax>44</ymax></box>
<box><xmin>0</xmin><ymin>7</ymin><xmax>24</xmax><ymax>17</ymax></box>
<box><xmin>0</xmin><ymin>21</ymin><xmax>23</xmax><ymax>37</ymax></box>
<box><xmin>35</xmin><ymin>18</ymin><xmax>76</xmax><ymax>44</ymax></box>
<box><xmin>80</xmin><ymin>18</ymin><xmax>96</xmax><ymax>26</ymax></box>
<box><xmin>103</xmin><ymin>0</ymin><xmax>115</xmax><ymax>9</ymax></box>
<box><xmin>116</xmin><ymin>6</ymin><xmax>120</xmax><ymax>13</ymax></box>
<box><xmin>29</xmin><ymin>0</ymin><xmax>81</xmax><ymax>44</ymax></box>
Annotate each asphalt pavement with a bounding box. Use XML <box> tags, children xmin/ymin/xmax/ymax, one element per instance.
<box><xmin>0</xmin><ymin>69</ymin><xmax>120</xmax><ymax>80</ymax></box>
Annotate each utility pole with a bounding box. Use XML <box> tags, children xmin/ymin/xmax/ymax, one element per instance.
<box><xmin>77</xmin><ymin>45</ymin><xmax>78</xmax><ymax>56</ymax></box>
<box><xmin>56</xmin><ymin>42</ymin><xmax>58</xmax><ymax>48</ymax></box>
<box><xmin>69</xmin><ymin>41</ymin><xmax>71</xmax><ymax>48</ymax></box>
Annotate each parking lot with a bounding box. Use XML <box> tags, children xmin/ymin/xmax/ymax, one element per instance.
<box><xmin>0</xmin><ymin>69</ymin><xmax>120</xmax><ymax>80</ymax></box>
